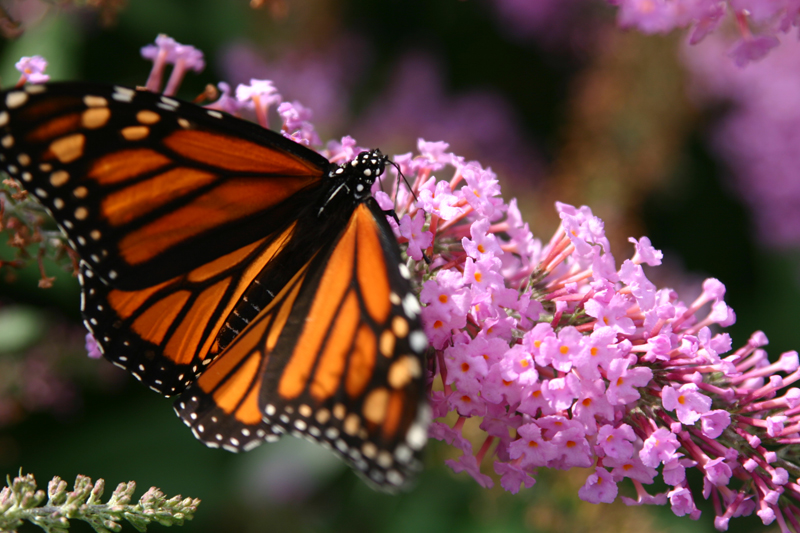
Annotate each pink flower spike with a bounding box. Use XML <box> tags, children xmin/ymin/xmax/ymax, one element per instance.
<box><xmin>702</xmin><ymin>278</ymin><xmax>726</xmax><ymax>302</ymax></box>
<box><xmin>444</xmin><ymin>341</ymin><xmax>488</xmax><ymax>394</ymax></box>
<box><xmin>668</xmin><ymin>486</ymin><xmax>700</xmax><ymax>517</ymax></box>
<box><xmin>729</xmin><ymin>34</ymin><xmax>780</xmax><ymax>67</ymax></box>
<box><xmin>509</xmin><ymin>422</ymin><xmax>559</xmax><ymax>467</ymax></box>
<box><xmin>236</xmin><ymin>79</ymin><xmax>282</xmax><ymax>128</ymax></box>
<box><xmin>428</xmin><ymin>421</ymin><xmax>473</xmax><ymax>455</ymax></box>
<box><xmin>445</xmin><ymin>453</ymin><xmax>494</xmax><ymax>488</ymax></box>
<box><xmin>756</xmin><ymin>500</ymin><xmax>776</xmax><ymax>525</ymax></box>
<box><xmin>141</xmin><ymin>34</ymin><xmax>177</xmax><ymax>92</ymax></box>
<box><xmin>621</xmin><ymin>481</ymin><xmax>669</xmax><ymax>506</ymax></box>
<box><xmin>662</xmin><ymin>454</ymin><xmax>688</xmax><ymax>486</ymax></box>
<box><xmin>629</xmin><ymin>236</ymin><xmax>663</xmax><ymax>266</ymax></box>
<box><xmin>574</xmin><ymin>326</ymin><xmax>619</xmax><ymax>379</ymax></box>
<box><xmin>617</xmin><ymin>0</ymin><xmax>681</xmax><ymax>34</ymax></box>
<box><xmin>278</xmin><ymin>101</ymin><xmax>321</xmax><ymax>147</ymax></box>
<box><xmin>462</xmin><ymin>218</ymin><xmax>503</xmax><ymax>260</ymax></box>
<box><xmin>494</xmin><ymin>461</ymin><xmax>536</xmax><ymax>494</ymax></box>
<box><xmin>641</xmin><ymin>333</ymin><xmax>673</xmax><ymax>363</ymax></box>
<box><xmin>640</xmin><ymin>428</ymin><xmax>680</xmax><ymax>467</ymax></box>
<box><xmin>703</xmin><ymin>457</ymin><xmax>732</xmax><ymax>488</ymax></box>
<box><xmin>85</xmin><ymin>333</ymin><xmax>102</xmax><ymax>359</ymax></box>
<box><xmin>463</xmin><ymin>256</ymin><xmax>504</xmax><ymax>294</ymax></box>
<box><xmin>460</xmin><ymin>163</ymin><xmax>503</xmax><ymax>219</ymax></box>
<box><xmin>662</xmin><ymin>383</ymin><xmax>712</xmax><ymax>425</ymax></box>
<box><xmin>584</xmin><ymin>293</ymin><xmax>635</xmax><ymax>336</ymax></box>
<box><xmin>549</xmin><ymin>425</ymin><xmax>592</xmax><ymax>469</ymax></box>
<box><xmin>619</xmin><ymin>260</ymin><xmax>657</xmax><ymax>312</ymax></box>
<box><xmin>417</xmin><ymin>139</ymin><xmax>454</xmax><ymax>171</ymax></box>
<box><xmin>578</xmin><ymin>467</ymin><xmax>618</xmax><ymax>504</ymax></box>
<box><xmin>605</xmin><ymin>454</ymin><xmax>658</xmax><ymax>484</ymax></box>
<box><xmin>205</xmin><ymin>82</ymin><xmax>242</xmax><ymax>115</ymax></box>
<box><xmin>540</xmin><ymin>326</ymin><xmax>583</xmax><ymax>372</ymax></box>
<box><xmin>163</xmin><ymin>42</ymin><xmax>205</xmax><ymax>96</ymax></box>
<box><xmin>398</xmin><ymin>211</ymin><xmax>433</xmax><ymax>261</ymax></box>
<box><xmin>15</xmin><ymin>55</ymin><xmax>49</xmax><ymax>85</ymax></box>
<box><xmin>606</xmin><ymin>356</ymin><xmax>653</xmax><ymax>405</ymax></box>
<box><xmin>572</xmin><ymin>379</ymin><xmax>614</xmax><ymax>435</ymax></box>
<box><xmin>448</xmin><ymin>390</ymin><xmax>486</xmax><ymax>417</ymax></box>
<box><xmin>766</xmin><ymin>416</ymin><xmax>787</xmax><ymax>437</ymax></box>
<box><xmin>417</xmin><ymin>177</ymin><xmax>463</xmax><ymax>221</ymax></box>
<box><xmin>518</xmin><ymin>380</ymin><xmax>556</xmax><ymax>417</ymax></box>
<box><xmin>779</xmin><ymin>352</ymin><xmax>800</xmax><ymax>373</ymax></box>
<box><xmin>596</xmin><ymin>423</ymin><xmax>636</xmax><ymax>459</ymax></box>
<box><xmin>542</xmin><ymin>373</ymin><xmax>581</xmax><ymax>411</ymax></box>
<box><xmin>700</xmin><ymin>410</ymin><xmax>731</xmax><ymax>438</ymax></box>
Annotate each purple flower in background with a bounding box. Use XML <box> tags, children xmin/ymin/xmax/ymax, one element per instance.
<box><xmin>278</xmin><ymin>101</ymin><xmax>321</xmax><ymax>146</ymax></box>
<box><xmin>488</xmin><ymin>0</ymin><xmax>800</xmax><ymax>64</ymax></box>
<box><xmin>486</xmin><ymin>0</ymin><xmax>593</xmax><ymax>48</ymax></box>
<box><xmin>354</xmin><ymin>53</ymin><xmax>544</xmax><ymax>185</ymax></box>
<box><xmin>219</xmin><ymin>38</ymin><xmax>367</xmax><ymax>134</ymax></box>
<box><xmin>611</xmin><ymin>0</ymin><xmax>799</xmax><ymax>64</ymax></box>
<box><xmin>236</xmin><ymin>79</ymin><xmax>281</xmax><ymax>128</ymax></box>
<box><xmin>141</xmin><ymin>34</ymin><xmax>205</xmax><ymax>95</ymax></box>
<box><xmin>221</xmin><ymin>42</ymin><xmax>544</xmax><ymax>183</ymax></box>
<box><xmin>684</xmin><ymin>34</ymin><xmax>800</xmax><ymax>248</ymax></box>
<box><xmin>14</xmin><ymin>55</ymin><xmax>48</xmax><ymax>85</ymax></box>
<box><xmin>85</xmin><ymin>333</ymin><xmax>102</xmax><ymax>359</ymax></box>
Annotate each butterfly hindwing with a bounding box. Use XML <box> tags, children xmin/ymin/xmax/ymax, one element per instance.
<box><xmin>175</xmin><ymin>199</ymin><xmax>430</xmax><ymax>489</ymax></box>
<box><xmin>262</xmin><ymin>198</ymin><xmax>430</xmax><ymax>488</ymax></box>
<box><xmin>174</xmin><ymin>257</ymin><xmax>314</xmax><ymax>452</ymax></box>
<box><xmin>80</xmin><ymin>221</ymin><xmax>303</xmax><ymax>394</ymax></box>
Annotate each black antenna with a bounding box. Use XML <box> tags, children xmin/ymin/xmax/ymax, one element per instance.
<box><xmin>384</xmin><ymin>157</ymin><xmax>431</xmax><ymax>265</ymax></box>
<box><xmin>388</xmin><ymin>159</ymin><xmax>420</xmax><ymax>203</ymax></box>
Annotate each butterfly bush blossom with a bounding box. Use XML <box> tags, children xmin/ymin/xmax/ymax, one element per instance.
<box><xmin>612</xmin><ymin>0</ymin><xmax>800</xmax><ymax>65</ymax></box>
<box><xmin>65</xmin><ymin>36</ymin><xmax>800</xmax><ymax>531</ymax></box>
<box><xmin>486</xmin><ymin>0</ymin><xmax>800</xmax><ymax>65</ymax></box>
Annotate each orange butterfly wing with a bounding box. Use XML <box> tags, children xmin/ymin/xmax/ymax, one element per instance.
<box><xmin>1</xmin><ymin>83</ymin><xmax>328</xmax><ymax>288</ymax></box>
<box><xmin>2</xmin><ymin>83</ymin><xmax>432</xmax><ymax>487</ymax></box>
<box><xmin>177</xmin><ymin>199</ymin><xmax>430</xmax><ymax>489</ymax></box>
<box><xmin>1</xmin><ymin>82</ymin><xmax>332</xmax><ymax>394</ymax></box>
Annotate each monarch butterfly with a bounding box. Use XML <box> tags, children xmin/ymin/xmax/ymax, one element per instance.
<box><xmin>0</xmin><ymin>81</ymin><xmax>430</xmax><ymax>489</ymax></box>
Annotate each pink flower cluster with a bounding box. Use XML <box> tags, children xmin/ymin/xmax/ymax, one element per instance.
<box><xmin>609</xmin><ymin>0</ymin><xmax>800</xmax><ymax>65</ymax></box>
<box><xmin>134</xmin><ymin>35</ymin><xmax>800</xmax><ymax>530</ymax></box>
<box><xmin>408</xmin><ymin>187</ymin><xmax>800</xmax><ymax>528</ymax></box>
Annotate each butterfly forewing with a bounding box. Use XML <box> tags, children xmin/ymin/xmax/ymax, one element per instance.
<box><xmin>0</xmin><ymin>82</ymin><xmax>329</xmax><ymax>289</ymax></box>
<box><xmin>0</xmin><ymin>82</ymin><xmax>337</xmax><ymax>395</ymax></box>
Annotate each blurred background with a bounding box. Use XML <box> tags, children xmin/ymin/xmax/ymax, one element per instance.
<box><xmin>0</xmin><ymin>0</ymin><xmax>798</xmax><ymax>531</ymax></box>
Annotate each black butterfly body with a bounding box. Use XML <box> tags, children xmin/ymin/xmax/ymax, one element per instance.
<box><xmin>0</xmin><ymin>81</ymin><xmax>430</xmax><ymax>489</ymax></box>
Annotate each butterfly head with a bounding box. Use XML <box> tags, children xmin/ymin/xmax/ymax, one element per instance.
<box><xmin>329</xmin><ymin>149</ymin><xmax>385</xmax><ymax>199</ymax></box>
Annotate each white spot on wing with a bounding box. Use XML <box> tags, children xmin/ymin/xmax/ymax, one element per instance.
<box><xmin>402</xmin><ymin>294</ymin><xmax>421</xmax><ymax>318</ymax></box>
<box><xmin>409</xmin><ymin>331</ymin><xmax>428</xmax><ymax>353</ymax></box>
<box><xmin>112</xmin><ymin>87</ymin><xmax>135</xmax><ymax>102</ymax></box>
<box><xmin>6</xmin><ymin>91</ymin><xmax>28</xmax><ymax>108</ymax></box>
<box><xmin>398</xmin><ymin>263</ymin><xmax>411</xmax><ymax>279</ymax></box>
